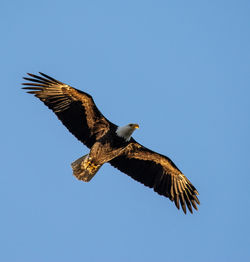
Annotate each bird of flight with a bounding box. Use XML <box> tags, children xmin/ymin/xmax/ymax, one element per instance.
<box><xmin>22</xmin><ymin>72</ymin><xmax>199</xmax><ymax>214</ymax></box>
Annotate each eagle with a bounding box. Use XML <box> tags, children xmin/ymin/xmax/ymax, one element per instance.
<box><xmin>22</xmin><ymin>72</ymin><xmax>199</xmax><ymax>214</ymax></box>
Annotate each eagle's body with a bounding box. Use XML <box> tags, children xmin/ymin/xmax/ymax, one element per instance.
<box><xmin>23</xmin><ymin>72</ymin><xmax>200</xmax><ymax>214</ymax></box>
<box><xmin>73</xmin><ymin>128</ymin><xmax>133</xmax><ymax>181</ymax></box>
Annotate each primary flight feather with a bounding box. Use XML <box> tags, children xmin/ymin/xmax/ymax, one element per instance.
<box><xmin>22</xmin><ymin>72</ymin><xmax>200</xmax><ymax>214</ymax></box>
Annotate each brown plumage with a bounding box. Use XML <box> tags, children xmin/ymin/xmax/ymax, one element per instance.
<box><xmin>22</xmin><ymin>72</ymin><xmax>200</xmax><ymax>214</ymax></box>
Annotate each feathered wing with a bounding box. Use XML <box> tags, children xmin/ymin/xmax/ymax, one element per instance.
<box><xmin>109</xmin><ymin>140</ymin><xmax>200</xmax><ymax>214</ymax></box>
<box><xmin>22</xmin><ymin>72</ymin><xmax>115</xmax><ymax>148</ymax></box>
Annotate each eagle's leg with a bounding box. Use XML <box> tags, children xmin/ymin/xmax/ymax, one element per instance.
<box><xmin>71</xmin><ymin>154</ymin><xmax>102</xmax><ymax>182</ymax></box>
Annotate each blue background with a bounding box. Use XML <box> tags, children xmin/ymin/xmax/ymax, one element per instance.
<box><xmin>1</xmin><ymin>1</ymin><xmax>250</xmax><ymax>261</ymax></box>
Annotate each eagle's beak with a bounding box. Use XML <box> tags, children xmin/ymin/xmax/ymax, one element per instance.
<box><xmin>134</xmin><ymin>124</ymin><xmax>139</xmax><ymax>129</ymax></box>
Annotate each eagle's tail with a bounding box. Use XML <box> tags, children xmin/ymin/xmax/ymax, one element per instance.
<box><xmin>71</xmin><ymin>154</ymin><xmax>102</xmax><ymax>182</ymax></box>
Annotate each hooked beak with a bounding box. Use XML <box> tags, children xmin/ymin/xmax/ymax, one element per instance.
<box><xmin>133</xmin><ymin>124</ymin><xmax>139</xmax><ymax>129</ymax></box>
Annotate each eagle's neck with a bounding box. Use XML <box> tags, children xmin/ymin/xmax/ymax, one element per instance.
<box><xmin>116</xmin><ymin>126</ymin><xmax>133</xmax><ymax>142</ymax></box>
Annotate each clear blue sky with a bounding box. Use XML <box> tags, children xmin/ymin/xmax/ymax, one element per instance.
<box><xmin>1</xmin><ymin>0</ymin><xmax>250</xmax><ymax>261</ymax></box>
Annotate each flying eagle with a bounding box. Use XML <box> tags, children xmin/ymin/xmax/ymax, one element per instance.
<box><xmin>22</xmin><ymin>72</ymin><xmax>199</xmax><ymax>214</ymax></box>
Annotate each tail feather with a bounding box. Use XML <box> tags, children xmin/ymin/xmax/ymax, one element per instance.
<box><xmin>71</xmin><ymin>154</ymin><xmax>102</xmax><ymax>182</ymax></box>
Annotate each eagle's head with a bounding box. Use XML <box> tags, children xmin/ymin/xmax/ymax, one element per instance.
<box><xmin>116</xmin><ymin>123</ymin><xmax>139</xmax><ymax>141</ymax></box>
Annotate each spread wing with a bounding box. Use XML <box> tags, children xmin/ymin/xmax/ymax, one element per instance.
<box><xmin>22</xmin><ymin>72</ymin><xmax>115</xmax><ymax>148</ymax></box>
<box><xmin>109</xmin><ymin>140</ymin><xmax>200</xmax><ymax>214</ymax></box>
